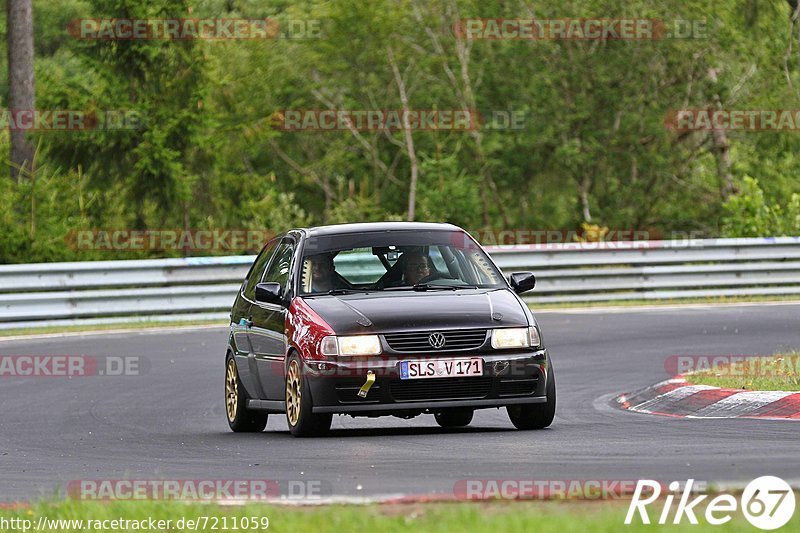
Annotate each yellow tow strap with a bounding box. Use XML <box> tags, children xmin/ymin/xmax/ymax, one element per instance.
<box><xmin>358</xmin><ymin>371</ymin><xmax>376</xmax><ymax>398</ymax></box>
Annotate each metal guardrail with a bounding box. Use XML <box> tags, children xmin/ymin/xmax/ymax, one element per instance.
<box><xmin>0</xmin><ymin>237</ymin><xmax>799</xmax><ymax>329</ymax></box>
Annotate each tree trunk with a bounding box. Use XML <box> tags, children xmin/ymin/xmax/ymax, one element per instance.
<box><xmin>710</xmin><ymin>124</ymin><xmax>736</xmax><ymax>200</ymax></box>
<box><xmin>578</xmin><ymin>178</ymin><xmax>592</xmax><ymax>222</ymax></box>
<box><xmin>7</xmin><ymin>0</ymin><xmax>36</xmax><ymax>181</ymax></box>
<box><xmin>388</xmin><ymin>47</ymin><xmax>419</xmax><ymax>221</ymax></box>
<box><xmin>707</xmin><ymin>68</ymin><xmax>737</xmax><ymax>200</ymax></box>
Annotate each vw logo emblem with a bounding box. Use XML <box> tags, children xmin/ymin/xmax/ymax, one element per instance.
<box><xmin>428</xmin><ymin>332</ymin><xmax>446</xmax><ymax>349</ymax></box>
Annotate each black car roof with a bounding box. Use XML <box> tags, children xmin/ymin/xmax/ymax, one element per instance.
<box><xmin>298</xmin><ymin>221</ymin><xmax>462</xmax><ymax>238</ymax></box>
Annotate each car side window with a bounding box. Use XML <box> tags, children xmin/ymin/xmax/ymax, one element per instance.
<box><xmin>243</xmin><ymin>239</ymin><xmax>279</xmax><ymax>300</ymax></box>
<box><xmin>263</xmin><ymin>239</ymin><xmax>295</xmax><ymax>293</ymax></box>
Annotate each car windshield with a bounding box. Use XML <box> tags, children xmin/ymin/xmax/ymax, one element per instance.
<box><xmin>299</xmin><ymin>230</ymin><xmax>505</xmax><ymax>295</ymax></box>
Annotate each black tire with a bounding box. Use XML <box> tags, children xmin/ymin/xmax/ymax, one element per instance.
<box><xmin>285</xmin><ymin>354</ymin><xmax>332</xmax><ymax>437</ymax></box>
<box><xmin>507</xmin><ymin>369</ymin><xmax>556</xmax><ymax>430</ymax></box>
<box><xmin>225</xmin><ymin>355</ymin><xmax>268</xmax><ymax>433</ymax></box>
<box><xmin>434</xmin><ymin>408</ymin><xmax>474</xmax><ymax>428</ymax></box>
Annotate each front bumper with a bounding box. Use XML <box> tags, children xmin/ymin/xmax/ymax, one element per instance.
<box><xmin>304</xmin><ymin>348</ymin><xmax>550</xmax><ymax>415</ymax></box>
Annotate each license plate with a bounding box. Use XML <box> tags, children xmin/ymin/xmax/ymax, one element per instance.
<box><xmin>399</xmin><ymin>358</ymin><xmax>483</xmax><ymax>380</ymax></box>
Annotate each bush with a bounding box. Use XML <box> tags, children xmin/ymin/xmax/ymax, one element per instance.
<box><xmin>720</xmin><ymin>176</ymin><xmax>798</xmax><ymax>237</ymax></box>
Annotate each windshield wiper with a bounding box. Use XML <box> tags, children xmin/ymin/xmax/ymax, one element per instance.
<box><xmin>381</xmin><ymin>283</ymin><xmax>456</xmax><ymax>291</ymax></box>
<box><xmin>413</xmin><ymin>283</ymin><xmax>458</xmax><ymax>291</ymax></box>
<box><xmin>316</xmin><ymin>288</ymin><xmax>370</xmax><ymax>295</ymax></box>
<box><xmin>382</xmin><ymin>283</ymin><xmax>480</xmax><ymax>291</ymax></box>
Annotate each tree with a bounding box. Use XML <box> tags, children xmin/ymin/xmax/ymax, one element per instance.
<box><xmin>6</xmin><ymin>0</ymin><xmax>36</xmax><ymax>180</ymax></box>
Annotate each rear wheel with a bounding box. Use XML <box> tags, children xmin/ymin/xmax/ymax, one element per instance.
<box><xmin>285</xmin><ymin>355</ymin><xmax>332</xmax><ymax>437</ymax></box>
<box><xmin>225</xmin><ymin>356</ymin><xmax>268</xmax><ymax>432</ymax></box>
<box><xmin>434</xmin><ymin>408</ymin><xmax>474</xmax><ymax>428</ymax></box>
<box><xmin>507</xmin><ymin>369</ymin><xmax>556</xmax><ymax>430</ymax></box>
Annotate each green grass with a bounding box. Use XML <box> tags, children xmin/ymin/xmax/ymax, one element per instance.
<box><xmin>1</xmin><ymin>499</ymin><xmax>795</xmax><ymax>532</ymax></box>
<box><xmin>687</xmin><ymin>352</ymin><xmax>800</xmax><ymax>391</ymax></box>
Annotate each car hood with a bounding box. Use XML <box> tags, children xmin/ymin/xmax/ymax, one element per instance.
<box><xmin>301</xmin><ymin>288</ymin><xmax>529</xmax><ymax>335</ymax></box>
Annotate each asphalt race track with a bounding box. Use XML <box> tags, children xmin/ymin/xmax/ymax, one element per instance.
<box><xmin>2</xmin><ymin>303</ymin><xmax>800</xmax><ymax>501</ymax></box>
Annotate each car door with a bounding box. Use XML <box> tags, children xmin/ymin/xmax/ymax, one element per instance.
<box><xmin>249</xmin><ymin>237</ymin><xmax>296</xmax><ymax>399</ymax></box>
<box><xmin>233</xmin><ymin>238</ymin><xmax>280</xmax><ymax>399</ymax></box>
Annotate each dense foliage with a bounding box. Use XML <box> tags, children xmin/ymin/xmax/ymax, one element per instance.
<box><xmin>1</xmin><ymin>0</ymin><xmax>799</xmax><ymax>262</ymax></box>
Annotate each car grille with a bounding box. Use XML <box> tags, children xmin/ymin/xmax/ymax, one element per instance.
<box><xmin>383</xmin><ymin>329</ymin><xmax>488</xmax><ymax>353</ymax></box>
<box><xmin>389</xmin><ymin>377</ymin><xmax>491</xmax><ymax>402</ymax></box>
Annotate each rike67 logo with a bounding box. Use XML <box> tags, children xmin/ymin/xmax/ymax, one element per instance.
<box><xmin>626</xmin><ymin>477</ymin><xmax>795</xmax><ymax>530</ymax></box>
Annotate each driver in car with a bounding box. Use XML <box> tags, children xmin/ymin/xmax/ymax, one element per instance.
<box><xmin>402</xmin><ymin>252</ymin><xmax>434</xmax><ymax>285</ymax></box>
<box><xmin>309</xmin><ymin>253</ymin><xmax>343</xmax><ymax>293</ymax></box>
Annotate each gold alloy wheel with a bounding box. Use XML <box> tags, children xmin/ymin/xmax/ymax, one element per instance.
<box><xmin>225</xmin><ymin>359</ymin><xmax>239</xmax><ymax>422</ymax></box>
<box><xmin>286</xmin><ymin>360</ymin><xmax>302</xmax><ymax>426</ymax></box>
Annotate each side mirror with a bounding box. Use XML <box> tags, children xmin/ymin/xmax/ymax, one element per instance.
<box><xmin>509</xmin><ymin>272</ymin><xmax>536</xmax><ymax>294</ymax></box>
<box><xmin>255</xmin><ymin>282</ymin><xmax>284</xmax><ymax>305</ymax></box>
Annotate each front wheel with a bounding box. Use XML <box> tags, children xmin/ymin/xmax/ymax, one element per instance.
<box><xmin>507</xmin><ymin>369</ymin><xmax>556</xmax><ymax>430</ymax></box>
<box><xmin>285</xmin><ymin>355</ymin><xmax>332</xmax><ymax>437</ymax></box>
<box><xmin>225</xmin><ymin>356</ymin><xmax>268</xmax><ymax>432</ymax></box>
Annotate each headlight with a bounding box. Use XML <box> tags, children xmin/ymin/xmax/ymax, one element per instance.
<box><xmin>321</xmin><ymin>335</ymin><xmax>382</xmax><ymax>356</ymax></box>
<box><xmin>491</xmin><ymin>327</ymin><xmax>541</xmax><ymax>349</ymax></box>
